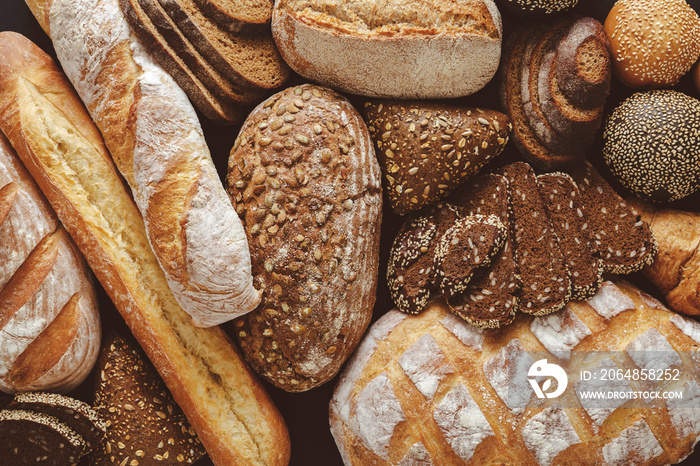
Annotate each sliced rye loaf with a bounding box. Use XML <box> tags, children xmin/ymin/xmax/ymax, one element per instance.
<box><xmin>500</xmin><ymin>161</ymin><xmax>571</xmax><ymax>316</ymax></box>
<box><xmin>448</xmin><ymin>173</ymin><xmax>520</xmax><ymax>328</ymax></box>
<box><xmin>8</xmin><ymin>392</ymin><xmax>105</xmax><ymax>453</ymax></box>
<box><xmin>158</xmin><ymin>0</ymin><xmax>290</xmax><ymax>90</ymax></box>
<box><xmin>0</xmin><ymin>409</ymin><xmax>85</xmax><ymax>465</ymax></box>
<box><xmin>193</xmin><ymin>0</ymin><xmax>273</xmax><ymax>33</ymax></box>
<box><xmin>387</xmin><ymin>203</ymin><xmax>460</xmax><ymax>314</ymax></box>
<box><xmin>500</xmin><ymin>24</ymin><xmax>573</xmax><ymax>170</ymax></box>
<box><xmin>120</xmin><ymin>0</ymin><xmax>249</xmax><ymax>123</ymax></box>
<box><xmin>569</xmin><ymin>161</ymin><xmax>658</xmax><ymax>274</ymax></box>
<box><xmin>434</xmin><ymin>214</ymin><xmax>507</xmax><ymax>299</ymax></box>
<box><xmin>537</xmin><ymin>172</ymin><xmax>603</xmax><ymax>300</ymax></box>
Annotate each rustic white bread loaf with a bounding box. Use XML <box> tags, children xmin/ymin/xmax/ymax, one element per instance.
<box><xmin>0</xmin><ymin>31</ymin><xmax>290</xmax><ymax>465</ymax></box>
<box><xmin>271</xmin><ymin>0</ymin><xmax>503</xmax><ymax>99</ymax></box>
<box><xmin>331</xmin><ymin>281</ymin><xmax>700</xmax><ymax>465</ymax></box>
<box><xmin>0</xmin><ymin>132</ymin><xmax>100</xmax><ymax>394</ymax></box>
<box><xmin>26</xmin><ymin>0</ymin><xmax>260</xmax><ymax>327</ymax></box>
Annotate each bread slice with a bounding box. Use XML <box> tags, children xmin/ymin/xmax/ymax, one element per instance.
<box><xmin>569</xmin><ymin>161</ymin><xmax>658</xmax><ymax>274</ymax></box>
<box><xmin>448</xmin><ymin>173</ymin><xmax>520</xmax><ymax>328</ymax></box>
<box><xmin>500</xmin><ymin>162</ymin><xmax>571</xmax><ymax>316</ymax></box>
<box><xmin>119</xmin><ymin>0</ymin><xmax>247</xmax><ymax>123</ymax></box>
<box><xmin>193</xmin><ymin>0</ymin><xmax>273</xmax><ymax>32</ymax></box>
<box><xmin>537</xmin><ymin>172</ymin><xmax>603</xmax><ymax>300</ymax></box>
<box><xmin>158</xmin><ymin>0</ymin><xmax>290</xmax><ymax>90</ymax></box>
<box><xmin>387</xmin><ymin>203</ymin><xmax>461</xmax><ymax>314</ymax></box>
<box><xmin>434</xmin><ymin>214</ymin><xmax>506</xmax><ymax>299</ymax></box>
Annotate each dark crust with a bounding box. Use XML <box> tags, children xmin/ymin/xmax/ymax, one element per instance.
<box><xmin>227</xmin><ymin>84</ymin><xmax>382</xmax><ymax>392</ymax></box>
<box><xmin>537</xmin><ymin>172</ymin><xmax>603</xmax><ymax>300</ymax></box>
<box><xmin>500</xmin><ymin>161</ymin><xmax>571</xmax><ymax>316</ymax></box>
<box><xmin>569</xmin><ymin>161</ymin><xmax>658</xmax><ymax>274</ymax></box>
<box><xmin>192</xmin><ymin>0</ymin><xmax>272</xmax><ymax>33</ymax></box>
<box><xmin>448</xmin><ymin>173</ymin><xmax>520</xmax><ymax>328</ymax></box>
<box><xmin>363</xmin><ymin>99</ymin><xmax>511</xmax><ymax>215</ymax></box>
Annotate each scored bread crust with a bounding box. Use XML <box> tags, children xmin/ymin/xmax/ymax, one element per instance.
<box><xmin>37</xmin><ymin>0</ymin><xmax>262</xmax><ymax>327</ymax></box>
<box><xmin>0</xmin><ymin>29</ymin><xmax>290</xmax><ymax>466</ymax></box>
<box><xmin>331</xmin><ymin>282</ymin><xmax>700</xmax><ymax>465</ymax></box>
<box><xmin>272</xmin><ymin>0</ymin><xmax>503</xmax><ymax>99</ymax></box>
<box><xmin>0</xmin><ymin>133</ymin><xmax>100</xmax><ymax>395</ymax></box>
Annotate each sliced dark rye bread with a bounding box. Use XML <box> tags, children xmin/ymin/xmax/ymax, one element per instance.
<box><xmin>434</xmin><ymin>214</ymin><xmax>507</xmax><ymax>300</ymax></box>
<box><xmin>537</xmin><ymin>172</ymin><xmax>603</xmax><ymax>300</ymax></box>
<box><xmin>0</xmin><ymin>409</ymin><xmax>85</xmax><ymax>465</ymax></box>
<box><xmin>568</xmin><ymin>161</ymin><xmax>657</xmax><ymax>274</ymax></box>
<box><xmin>500</xmin><ymin>24</ymin><xmax>574</xmax><ymax>170</ymax></box>
<box><xmin>158</xmin><ymin>0</ymin><xmax>290</xmax><ymax>90</ymax></box>
<box><xmin>119</xmin><ymin>0</ymin><xmax>249</xmax><ymax>124</ymax></box>
<box><xmin>387</xmin><ymin>203</ymin><xmax>460</xmax><ymax>314</ymax></box>
<box><xmin>500</xmin><ymin>161</ymin><xmax>571</xmax><ymax>316</ymax></box>
<box><xmin>8</xmin><ymin>392</ymin><xmax>105</xmax><ymax>453</ymax></box>
<box><xmin>193</xmin><ymin>0</ymin><xmax>273</xmax><ymax>33</ymax></box>
<box><xmin>448</xmin><ymin>173</ymin><xmax>520</xmax><ymax>328</ymax></box>
<box><xmin>134</xmin><ymin>0</ymin><xmax>267</xmax><ymax>102</ymax></box>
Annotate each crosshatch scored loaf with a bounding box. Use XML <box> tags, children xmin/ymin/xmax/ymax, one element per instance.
<box><xmin>331</xmin><ymin>281</ymin><xmax>700</xmax><ymax>465</ymax></box>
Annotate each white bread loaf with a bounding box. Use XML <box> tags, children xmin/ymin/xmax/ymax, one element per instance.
<box><xmin>26</xmin><ymin>0</ymin><xmax>259</xmax><ymax>327</ymax></box>
<box><xmin>0</xmin><ymin>31</ymin><xmax>290</xmax><ymax>465</ymax></box>
<box><xmin>330</xmin><ymin>281</ymin><xmax>700</xmax><ymax>465</ymax></box>
<box><xmin>0</xmin><ymin>133</ymin><xmax>100</xmax><ymax>394</ymax></box>
<box><xmin>272</xmin><ymin>0</ymin><xmax>503</xmax><ymax>99</ymax></box>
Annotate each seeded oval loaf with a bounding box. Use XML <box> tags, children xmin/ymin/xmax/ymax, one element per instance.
<box><xmin>227</xmin><ymin>84</ymin><xmax>383</xmax><ymax>392</ymax></box>
<box><xmin>271</xmin><ymin>0</ymin><xmax>502</xmax><ymax>99</ymax></box>
<box><xmin>330</xmin><ymin>281</ymin><xmax>700</xmax><ymax>465</ymax></box>
<box><xmin>495</xmin><ymin>0</ymin><xmax>579</xmax><ymax>17</ymax></box>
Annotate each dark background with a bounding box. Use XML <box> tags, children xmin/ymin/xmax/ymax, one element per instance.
<box><xmin>1</xmin><ymin>0</ymin><xmax>700</xmax><ymax>465</ymax></box>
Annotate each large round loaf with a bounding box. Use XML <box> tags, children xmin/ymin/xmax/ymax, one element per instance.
<box><xmin>330</xmin><ymin>281</ymin><xmax>700</xmax><ymax>465</ymax></box>
<box><xmin>227</xmin><ymin>84</ymin><xmax>382</xmax><ymax>392</ymax></box>
<box><xmin>271</xmin><ymin>0</ymin><xmax>503</xmax><ymax>99</ymax></box>
<box><xmin>0</xmin><ymin>134</ymin><xmax>100</xmax><ymax>394</ymax></box>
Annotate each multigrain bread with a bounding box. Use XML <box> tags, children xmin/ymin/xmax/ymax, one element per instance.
<box><xmin>330</xmin><ymin>281</ymin><xmax>700</xmax><ymax>465</ymax></box>
<box><xmin>0</xmin><ymin>133</ymin><xmax>100</xmax><ymax>395</ymax></box>
<box><xmin>604</xmin><ymin>0</ymin><xmax>700</xmax><ymax>88</ymax></box>
<box><xmin>27</xmin><ymin>0</ymin><xmax>262</xmax><ymax>326</ymax></box>
<box><xmin>158</xmin><ymin>0</ymin><xmax>290</xmax><ymax>90</ymax></box>
<box><xmin>227</xmin><ymin>84</ymin><xmax>382</xmax><ymax>392</ymax></box>
<box><xmin>89</xmin><ymin>333</ymin><xmax>205</xmax><ymax>465</ymax></box>
<box><xmin>363</xmin><ymin>100</ymin><xmax>511</xmax><ymax>215</ymax></box>
<box><xmin>193</xmin><ymin>0</ymin><xmax>273</xmax><ymax>32</ymax></box>
<box><xmin>272</xmin><ymin>0</ymin><xmax>503</xmax><ymax>98</ymax></box>
<box><xmin>0</xmin><ymin>30</ymin><xmax>290</xmax><ymax>465</ymax></box>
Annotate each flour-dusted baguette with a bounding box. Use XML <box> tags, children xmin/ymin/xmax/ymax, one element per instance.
<box><xmin>0</xmin><ymin>31</ymin><xmax>289</xmax><ymax>466</ymax></box>
<box><xmin>272</xmin><ymin>0</ymin><xmax>503</xmax><ymax>99</ymax></box>
<box><xmin>27</xmin><ymin>0</ymin><xmax>260</xmax><ymax>327</ymax></box>
<box><xmin>331</xmin><ymin>281</ymin><xmax>700</xmax><ymax>465</ymax></box>
<box><xmin>0</xmin><ymin>133</ymin><xmax>100</xmax><ymax>394</ymax></box>
<box><xmin>227</xmin><ymin>84</ymin><xmax>382</xmax><ymax>392</ymax></box>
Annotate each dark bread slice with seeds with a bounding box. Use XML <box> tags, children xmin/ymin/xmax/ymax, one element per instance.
<box><xmin>88</xmin><ymin>333</ymin><xmax>205</xmax><ymax>465</ymax></box>
<box><xmin>569</xmin><ymin>161</ymin><xmax>657</xmax><ymax>274</ymax></box>
<box><xmin>387</xmin><ymin>203</ymin><xmax>460</xmax><ymax>314</ymax></box>
<box><xmin>158</xmin><ymin>0</ymin><xmax>290</xmax><ymax>90</ymax></box>
<box><xmin>0</xmin><ymin>409</ymin><xmax>85</xmax><ymax>465</ymax></box>
<box><xmin>448</xmin><ymin>174</ymin><xmax>520</xmax><ymax>328</ymax></box>
<box><xmin>500</xmin><ymin>161</ymin><xmax>571</xmax><ymax>315</ymax></box>
<box><xmin>434</xmin><ymin>214</ymin><xmax>506</xmax><ymax>299</ymax></box>
<box><xmin>363</xmin><ymin>100</ymin><xmax>511</xmax><ymax>215</ymax></box>
<box><xmin>8</xmin><ymin>392</ymin><xmax>105</xmax><ymax>453</ymax></box>
<box><xmin>537</xmin><ymin>172</ymin><xmax>603</xmax><ymax>300</ymax></box>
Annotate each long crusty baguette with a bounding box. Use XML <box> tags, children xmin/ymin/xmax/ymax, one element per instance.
<box><xmin>0</xmin><ymin>133</ymin><xmax>100</xmax><ymax>395</ymax></box>
<box><xmin>0</xmin><ymin>31</ymin><xmax>290</xmax><ymax>466</ymax></box>
<box><xmin>26</xmin><ymin>0</ymin><xmax>260</xmax><ymax>328</ymax></box>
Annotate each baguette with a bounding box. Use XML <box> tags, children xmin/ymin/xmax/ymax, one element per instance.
<box><xmin>0</xmin><ymin>31</ymin><xmax>290</xmax><ymax>466</ymax></box>
<box><xmin>28</xmin><ymin>0</ymin><xmax>260</xmax><ymax>327</ymax></box>
<box><xmin>0</xmin><ymin>133</ymin><xmax>100</xmax><ymax>394</ymax></box>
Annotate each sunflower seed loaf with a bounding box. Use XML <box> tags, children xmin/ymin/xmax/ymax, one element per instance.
<box><xmin>227</xmin><ymin>84</ymin><xmax>382</xmax><ymax>392</ymax></box>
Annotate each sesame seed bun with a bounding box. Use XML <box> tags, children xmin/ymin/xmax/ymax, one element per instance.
<box><xmin>604</xmin><ymin>0</ymin><xmax>700</xmax><ymax>89</ymax></box>
<box><xmin>495</xmin><ymin>0</ymin><xmax>579</xmax><ymax>17</ymax></box>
